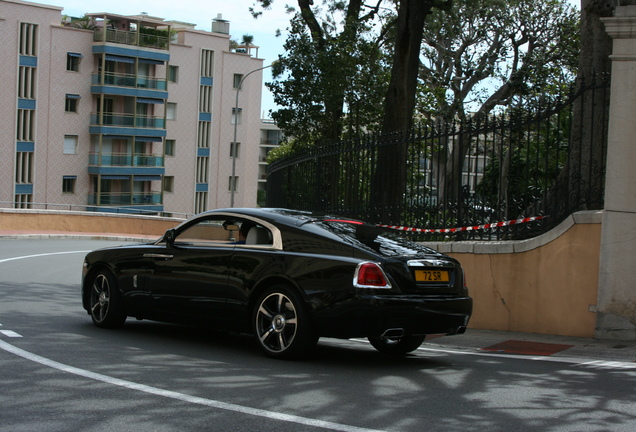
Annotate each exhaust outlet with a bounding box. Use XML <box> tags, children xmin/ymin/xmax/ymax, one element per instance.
<box><xmin>381</xmin><ymin>328</ymin><xmax>405</xmax><ymax>339</ymax></box>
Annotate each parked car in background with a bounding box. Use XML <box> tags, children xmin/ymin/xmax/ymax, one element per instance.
<box><xmin>82</xmin><ymin>208</ymin><xmax>472</xmax><ymax>358</ymax></box>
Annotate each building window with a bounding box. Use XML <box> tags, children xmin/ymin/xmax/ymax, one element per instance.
<box><xmin>66</xmin><ymin>53</ymin><xmax>82</xmax><ymax>72</ymax></box>
<box><xmin>15</xmin><ymin>152</ymin><xmax>33</xmax><ymax>184</ymax></box>
<box><xmin>229</xmin><ymin>176</ymin><xmax>239</xmax><ymax>192</ymax></box>
<box><xmin>168</xmin><ymin>65</ymin><xmax>179</xmax><ymax>82</ymax></box>
<box><xmin>196</xmin><ymin>157</ymin><xmax>209</xmax><ymax>184</ymax></box>
<box><xmin>166</xmin><ymin>102</ymin><xmax>177</xmax><ymax>120</ymax></box>
<box><xmin>63</xmin><ymin>176</ymin><xmax>76</xmax><ymax>193</ymax></box>
<box><xmin>19</xmin><ymin>23</ymin><xmax>38</xmax><ymax>56</ymax></box>
<box><xmin>199</xmin><ymin>86</ymin><xmax>212</xmax><ymax>113</ymax></box>
<box><xmin>165</xmin><ymin>139</ymin><xmax>175</xmax><ymax>156</ymax></box>
<box><xmin>16</xmin><ymin>109</ymin><xmax>35</xmax><ymax>141</ymax></box>
<box><xmin>14</xmin><ymin>194</ymin><xmax>32</xmax><ymax>209</ymax></box>
<box><xmin>65</xmin><ymin>94</ymin><xmax>80</xmax><ymax>112</ymax></box>
<box><xmin>230</xmin><ymin>142</ymin><xmax>241</xmax><ymax>158</ymax></box>
<box><xmin>195</xmin><ymin>191</ymin><xmax>208</xmax><ymax>214</ymax></box>
<box><xmin>233</xmin><ymin>73</ymin><xmax>243</xmax><ymax>89</ymax></box>
<box><xmin>63</xmin><ymin>135</ymin><xmax>78</xmax><ymax>154</ymax></box>
<box><xmin>231</xmin><ymin>108</ymin><xmax>242</xmax><ymax>125</ymax></box>
<box><xmin>197</xmin><ymin>122</ymin><xmax>210</xmax><ymax>148</ymax></box>
<box><xmin>18</xmin><ymin>66</ymin><xmax>36</xmax><ymax>99</ymax></box>
<box><xmin>163</xmin><ymin>176</ymin><xmax>174</xmax><ymax>192</ymax></box>
<box><xmin>200</xmin><ymin>49</ymin><xmax>214</xmax><ymax>78</ymax></box>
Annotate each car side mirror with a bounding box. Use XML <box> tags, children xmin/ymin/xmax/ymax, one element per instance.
<box><xmin>164</xmin><ymin>228</ymin><xmax>176</xmax><ymax>247</ymax></box>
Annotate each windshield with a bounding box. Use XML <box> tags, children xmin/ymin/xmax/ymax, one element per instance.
<box><xmin>318</xmin><ymin>220</ymin><xmax>440</xmax><ymax>257</ymax></box>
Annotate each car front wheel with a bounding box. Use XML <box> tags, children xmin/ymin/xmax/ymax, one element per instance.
<box><xmin>253</xmin><ymin>286</ymin><xmax>317</xmax><ymax>359</ymax></box>
<box><xmin>89</xmin><ymin>270</ymin><xmax>126</xmax><ymax>329</ymax></box>
<box><xmin>368</xmin><ymin>334</ymin><xmax>426</xmax><ymax>355</ymax></box>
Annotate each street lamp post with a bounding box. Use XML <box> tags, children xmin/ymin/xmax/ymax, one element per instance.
<box><xmin>230</xmin><ymin>63</ymin><xmax>274</xmax><ymax>207</ymax></box>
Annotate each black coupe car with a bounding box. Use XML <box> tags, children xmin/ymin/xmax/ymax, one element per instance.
<box><xmin>82</xmin><ymin>208</ymin><xmax>472</xmax><ymax>358</ymax></box>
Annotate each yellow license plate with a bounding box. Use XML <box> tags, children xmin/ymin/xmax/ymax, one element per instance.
<box><xmin>415</xmin><ymin>270</ymin><xmax>449</xmax><ymax>282</ymax></box>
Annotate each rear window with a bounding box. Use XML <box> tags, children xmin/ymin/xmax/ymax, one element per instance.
<box><xmin>318</xmin><ymin>220</ymin><xmax>440</xmax><ymax>257</ymax></box>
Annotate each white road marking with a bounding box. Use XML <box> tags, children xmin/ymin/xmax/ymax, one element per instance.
<box><xmin>0</xmin><ymin>339</ymin><xmax>385</xmax><ymax>432</ymax></box>
<box><xmin>351</xmin><ymin>338</ymin><xmax>636</xmax><ymax>370</ymax></box>
<box><xmin>0</xmin><ymin>330</ymin><xmax>22</xmax><ymax>338</ymax></box>
<box><xmin>0</xmin><ymin>250</ymin><xmax>91</xmax><ymax>265</ymax></box>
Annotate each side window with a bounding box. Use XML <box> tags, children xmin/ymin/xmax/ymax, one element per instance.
<box><xmin>173</xmin><ymin>217</ymin><xmax>272</xmax><ymax>247</ymax></box>
<box><xmin>236</xmin><ymin>220</ymin><xmax>273</xmax><ymax>246</ymax></box>
<box><xmin>176</xmin><ymin>218</ymin><xmax>232</xmax><ymax>246</ymax></box>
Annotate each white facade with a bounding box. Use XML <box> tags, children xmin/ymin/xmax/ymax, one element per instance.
<box><xmin>1</xmin><ymin>0</ymin><xmax>267</xmax><ymax>216</ymax></box>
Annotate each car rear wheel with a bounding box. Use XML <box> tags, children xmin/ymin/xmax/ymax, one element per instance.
<box><xmin>253</xmin><ymin>286</ymin><xmax>317</xmax><ymax>359</ymax></box>
<box><xmin>89</xmin><ymin>270</ymin><xmax>126</xmax><ymax>329</ymax></box>
<box><xmin>368</xmin><ymin>334</ymin><xmax>426</xmax><ymax>355</ymax></box>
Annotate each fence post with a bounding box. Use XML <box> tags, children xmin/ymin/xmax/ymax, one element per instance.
<box><xmin>596</xmin><ymin>7</ymin><xmax>636</xmax><ymax>340</ymax></box>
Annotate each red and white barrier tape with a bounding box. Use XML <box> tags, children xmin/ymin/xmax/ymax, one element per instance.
<box><xmin>378</xmin><ymin>215</ymin><xmax>548</xmax><ymax>234</ymax></box>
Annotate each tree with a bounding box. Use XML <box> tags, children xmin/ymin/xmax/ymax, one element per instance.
<box><xmin>371</xmin><ymin>0</ymin><xmax>452</xmax><ymax>223</ymax></box>
<box><xmin>418</xmin><ymin>0</ymin><xmax>579</xmax><ymax>123</ymax></box>
<box><xmin>538</xmin><ymin>0</ymin><xmax>616</xmax><ymax>218</ymax></box>
<box><xmin>253</xmin><ymin>0</ymin><xmax>389</xmax><ymax>145</ymax></box>
<box><xmin>413</xmin><ymin>0</ymin><xmax>580</xmax><ymax>208</ymax></box>
<box><xmin>242</xmin><ymin>34</ymin><xmax>254</xmax><ymax>53</ymax></box>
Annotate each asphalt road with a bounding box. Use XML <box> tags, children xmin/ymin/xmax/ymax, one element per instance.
<box><xmin>1</xmin><ymin>239</ymin><xmax>635</xmax><ymax>432</ymax></box>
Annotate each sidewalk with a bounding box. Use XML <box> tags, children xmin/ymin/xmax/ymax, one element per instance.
<box><xmin>2</xmin><ymin>230</ymin><xmax>635</xmax><ymax>364</ymax></box>
<box><xmin>427</xmin><ymin>329</ymin><xmax>636</xmax><ymax>364</ymax></box>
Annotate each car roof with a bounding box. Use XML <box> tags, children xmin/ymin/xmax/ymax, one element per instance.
<box><xmin>203</xmin><ymin>208</ymin><xmax>366</xmax><ymax>228</ymax></box>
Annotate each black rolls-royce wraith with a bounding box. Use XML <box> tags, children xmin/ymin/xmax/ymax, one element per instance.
<box><xmin>82</xmin><ymin>208</ymin><xmax>472</xmax><ymax>358</ymax></box>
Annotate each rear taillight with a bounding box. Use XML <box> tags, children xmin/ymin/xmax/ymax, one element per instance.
<box><xmin>354</xmin><ymin>262</ymin><xmax>392</xmax><ymax>289</ymax></box>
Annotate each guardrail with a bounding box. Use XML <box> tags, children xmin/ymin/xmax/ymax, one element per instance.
<box><xmin>0</xmin><ymin>201</ymin><xmax>192</xmax><ymax>219</ymax></box>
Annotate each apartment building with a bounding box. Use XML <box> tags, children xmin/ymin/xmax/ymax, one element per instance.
<box><xmin>1</xmin><ymin>0</ymin><xmax>268</xmax><ymax>216</ymax></box>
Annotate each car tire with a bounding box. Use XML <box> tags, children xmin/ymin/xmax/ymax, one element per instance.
<box><xmin>368</xmin><ymin>334</ymin><xmax>426</xmax><ymax>355</ymax></box>
<box><xmin>89</xmin><ymin>270</ymin><xmax>127</xmax><ymax>329</ymax></box>
<box><xmin>252</xmin><ymin>285</ymin><xmax>318</xmax><ymax>359</ymax></box>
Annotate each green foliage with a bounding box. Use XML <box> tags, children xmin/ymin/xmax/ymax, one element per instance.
<box><xmin>266</xmin><ymin>137</ymin><xmax>313</xmax><ymax>163</ymax></box>
<box><xmin>65</xmin><ymin>15</ymin><xmax>97</xmax><ymax>30</ymax></box>
<box><xmin>418</xmin><ymin>0</ymin><xmax>580</xmax><ymax>122</ymax></box>
<box><xmin>476</xmin><ymin>111</ymin><xmax>571</xmax><ymax>217</ymax></box>
<box><xmin>255</xmin><ymin>1</ymin><xmax>392</xmax><ymax>145</ymax></box>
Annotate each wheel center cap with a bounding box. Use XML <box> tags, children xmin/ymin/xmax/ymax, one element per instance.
<box><xmin>273</xmin><ymin>314</ymin><xmax>286</xmax><ymax>332</ymax></box>
<box><xmin>99</xmin><ymin>292</ymin><xmax>107</xmax><ymax>306</ymax></box>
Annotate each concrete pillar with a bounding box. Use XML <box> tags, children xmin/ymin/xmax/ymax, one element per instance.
<box><xmin>597</xmin><ymin>6</ymin><xmax>636</xmax><ymax>340</ymax></box>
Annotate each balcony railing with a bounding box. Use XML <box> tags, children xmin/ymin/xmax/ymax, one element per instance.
<box><xmin>87</xmin><ymin>192</ymin><xmax>162</xmax><ymax>206</ymax></box>
<box><xmin>91</xmin><ymin>113</ymin><xmax>165</xmax><ymax>129</ymax></box>
<box><xmin>93</xmin><ymin>28</ymin><xmax>169</xmax><ymax>50</ymax></box>
<box><xmin>92</xmin><ymin>73</ymin><xmax>167</xmax><ymax>91</ymax></box>
<box><xmin>89</xmin><ymin>152</ymin><xmax>164</xmax><ymax>167</ymax></box>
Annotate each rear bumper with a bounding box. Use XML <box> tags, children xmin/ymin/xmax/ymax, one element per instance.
<box><xmin>314</xmin><ymin>294</ymin><xmax>473</xmax><ymax>339</ymax></box>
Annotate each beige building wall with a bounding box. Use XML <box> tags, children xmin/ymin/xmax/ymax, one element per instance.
<box><xmin>1</xmin><ymin>0</ymin><xmax>265</xmax><ymax>216</ymax></box>
<box><xmin>42</xmin><ymin>25</ymin><xmax>93</xmax><ymax>207</ymax></box>
<box><xmin>0</xmin><ymin>0</ymin><xmax>63</xmax><ymax>205</ymax></box>
<box><xmin>216</xmin><ymin>51</ymin><xmax>264</xmax><ymax>209</ymax></box>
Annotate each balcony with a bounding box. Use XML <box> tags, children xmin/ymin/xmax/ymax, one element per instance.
<box><xmin>92</xmin><ymin>73</ymin><xmax>167</xmax><ymax>91</ymax></box>
<box><xmin>89</xmin><ymin>152</ymin><xmax>164</xmax><ymax>167</ymax></box>
<box><xmin>91</xmin><ymin>113</ymin><xmax>165</xmax><ymax>129</ymax></box>
<box><xmin>93</xmin><ymin>28</ymin><xmax>169</xmax><ymax>50</ymax></box>
<box><xmin>87</xmin><ymin>191</ymin><xmax>162</xmax><ymax>206</ymax></box>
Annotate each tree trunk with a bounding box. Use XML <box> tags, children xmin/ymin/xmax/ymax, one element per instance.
<box><xmin>372</xmin><ymin>0</ymin><xmax>437</xmax><ymax>223</ymax></box>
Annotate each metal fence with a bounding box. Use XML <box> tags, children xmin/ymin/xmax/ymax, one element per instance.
<box><xmin>267</xmin><ymin>78</ymin><xmax>610</xmax><ymax>240</ymax></box>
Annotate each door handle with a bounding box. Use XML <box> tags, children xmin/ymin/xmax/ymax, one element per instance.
<box><xmin>143</xmin><ymin>253</ymin><xmax>174</xmax><ymax>259</ymax></box>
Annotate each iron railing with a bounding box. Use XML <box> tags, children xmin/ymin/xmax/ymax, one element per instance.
<box><xmin>0</xmin><ymin>201</ymin><xmax>191</xmax><ymax>219</ymax></box>
<box><xmin>267</xmin><ymin>78</ymin><xmax>610</xmax><ymax>240</ymax></box>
